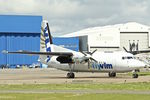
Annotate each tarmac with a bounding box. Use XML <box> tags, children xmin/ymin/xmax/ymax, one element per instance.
<box><xmin>1</xmin><ymin>90</ymin><xmax>150</xmax><ymax>94</ymax></box>
<box><xmin>0</xmin><ymin>68</ymin><xmax>150</xmax><ymax>84</ymax></box>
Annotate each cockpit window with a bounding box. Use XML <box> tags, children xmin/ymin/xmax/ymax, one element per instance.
<box><xmin>122</xmin><ymin>56</ymin><xmax>133</xmax><ymax>60</ymax></box>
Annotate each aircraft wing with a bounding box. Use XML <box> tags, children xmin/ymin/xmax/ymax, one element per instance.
<box><xmin>2</xmin><ymin>50</ymin><xmax>97</xmax><ymax>63</ymax></box>
<box><xmin>2</xmin><ymin>50</ymin><xmax>73</xmax><ymax>56</ymax></box>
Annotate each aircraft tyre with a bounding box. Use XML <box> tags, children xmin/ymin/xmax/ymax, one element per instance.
<box><xmin>108</xmin><ymin>72</ymin><xmax>116</xmax><ymax>77</ymax></box>
<box><xmin>132</xmin><ymin>73</ymin><xmax>138</xmax><ymax>78</ymax></box>
<box><xmin>67</xmin><ymin>73</ymin><xmax>75</xmax><ymax>78</ymax></box>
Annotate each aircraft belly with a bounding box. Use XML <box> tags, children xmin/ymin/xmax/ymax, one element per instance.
<box><xmin>53</xmin><ymin>63</ymin><xmax>115</xmax><ymax>72</ymax></box>
<box><xmin>47</xmin><ymin>61</ymin><xmax>132</xmax><ymax>73</ymax></box>
<box><xmin>114</xmin><ymin>66</ymin><xmax>132</xmax><ymax>72</ymax></box>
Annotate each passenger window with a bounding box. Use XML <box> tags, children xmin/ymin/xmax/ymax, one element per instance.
<box><xmin>127</xmin><ymin>57</ymin><xmax>133</xmax><ymax>59</ymax></box>
<box><xmin>122</xmin><ymin>56</ymin><xmax>133</xmax><ymax>59</ymax></box>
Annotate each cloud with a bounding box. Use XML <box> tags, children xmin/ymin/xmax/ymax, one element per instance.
<box><xmin>121</xmin><ymin>0</ymin><xmax>148</xmax><ymax>16</ymax></box>
<box><xmin>0</xmin><ymin>0</ymin><xmax>37</xmax><ymax>14</ymax></box>
<box><xmin>85</xmin><ymin>14</ymin><xmax>119</xmax><ymax>26</ymax></box>
<box><xmin>0</xmin><ymin>0</ymin><xmax>150</xmax><ymax>36</ymax></box>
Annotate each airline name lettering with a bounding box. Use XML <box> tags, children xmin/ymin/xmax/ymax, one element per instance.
<box><xmin>92</xmin><ymin>62</ymin><xmax>113</xmax><ymax>70</ymax></box>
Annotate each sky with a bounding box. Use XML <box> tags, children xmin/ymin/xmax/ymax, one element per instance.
<box><xmin>0</xmin><ymin>0</ymin><xmax>150</xmax><ymax>36</ymax></box>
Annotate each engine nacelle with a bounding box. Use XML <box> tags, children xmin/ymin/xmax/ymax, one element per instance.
<box><xmin>56</xmin><ymin>56</ymin><xmax>73</xmax><ymax>63</ymax></box>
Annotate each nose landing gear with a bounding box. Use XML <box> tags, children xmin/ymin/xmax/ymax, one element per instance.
<box><xmin>132</xmin><ymin>73</ymin><xmax>138</xmax><ymax>78</ymax></box>
<box><xmin>132</xmin><ymin>70</ymin><xmax>139</xmax><ymax>78</ymax></box>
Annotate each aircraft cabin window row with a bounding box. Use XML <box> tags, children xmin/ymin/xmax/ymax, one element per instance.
<box><xmin>122</xmin><ymin>57</ymin><xmax>134</xmax><ymax>59</ymax></box>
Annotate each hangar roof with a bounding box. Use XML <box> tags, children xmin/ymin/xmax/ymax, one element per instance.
<box><xmin>0</xmin><ymin>15</ymin><xmax>42</xmax><ymax>33</ymax></box>
<box><xmin>62</xmin><ymin>22</ymin><xmax>150</xmax><ymax>37</ymax></box>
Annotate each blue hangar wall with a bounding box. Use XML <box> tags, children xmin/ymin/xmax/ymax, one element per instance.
<box><xmin>0</xmin><ymin>15</ymin><xmax>42</xmax><ymax>66</ymax></box>
<box><xmin>53</xmin><ymin>37</ymin><xmax>79</xmax><ymax>51</ymax></box>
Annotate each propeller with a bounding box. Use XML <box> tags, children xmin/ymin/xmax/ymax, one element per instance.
<box><xmin>123</xmin><ymin>47</ymin><xmax>128</xmax><ymax>53</ymax></box>
<box><xmin>80</xmin><ymin>49</ymin><xmax>98</xmax><ymax>68</ymax></box>
<box><xmin>91</xmin><ymin>49</ymin><xmax>97</xmax><ymax>55</ymax></box>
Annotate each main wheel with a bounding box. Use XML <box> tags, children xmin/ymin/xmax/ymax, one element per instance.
<box><xmin>112</xmin><ymin>72</ymin><xmax>116</xmax><ymax>77</ymax></box>
<box><xmin>108</xmin><ymin>72</ymin><xmax>116</xmax><ymax>77</ymax></box>
<box><xmin>67</xmin><ymin>73</ymin><xmax>71</xmax><ymax>78</ymax></box>
<box><xmin>132</xmin><ymin>73</ymin><xmax>138</xmax><ymax>78</ymax></box>
<box><xmin>70</xmin><ymin>73</ymin><xmax>75</xmax><ymax>78</ymax></box>
<box><xmin>67</xmin><ymin>73</ymin><xmax>75</xmax><ymax>78</ymax></box>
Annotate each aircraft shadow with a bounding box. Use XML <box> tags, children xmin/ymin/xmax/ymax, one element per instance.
<box><xmin>44</xmin><ymin>76</ymin><xmax>131</xmax><ymax>79</ymax></box>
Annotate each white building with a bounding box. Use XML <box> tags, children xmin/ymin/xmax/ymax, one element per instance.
<box><xmin>62</xmin><ymin>22</ymin><xmax>150</xmax><ymax>52</ymax></box>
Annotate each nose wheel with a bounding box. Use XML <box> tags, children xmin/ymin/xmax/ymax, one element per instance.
<box><xmin>132</xmin><ymin>73</ymin><xmax>138</xmax><ymax>78</ymax></box>
<box><xmin>67</xmin><ymin>73</ymin><xmax>75</xmax><ymax>78</ymax></box>
<box><xmin>108</xmin><ymin>72</ymin><xmax>116</xmax><ymax>77</ymax></box>
<box><xmin>132</xmin><ymin>70</ymin><xmax>139</xmax><ymax>78</ymax></box>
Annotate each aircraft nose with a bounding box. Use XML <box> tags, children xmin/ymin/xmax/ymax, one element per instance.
<box><xmin>138</xmin><ymin>61</ymin><xmax>147</xmax><ymax>68</ymax></box>
<box><xmin>129</xmin><ymin>60</ymin><xmax>147</xmax><ymax>68</ymax></box>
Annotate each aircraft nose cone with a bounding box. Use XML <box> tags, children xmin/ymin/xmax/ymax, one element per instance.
<box><xmin>139</xmin><ymin>62</ymin><xmax>147</xmax><ymax>67</ymax></box>
<box><xmin>129</xmin><ymin>60</ymin><xmax>147</xmax><ymax>68</ymax></box>
<box><xmin>135</xmin><ymin>61</ymin><xmax>147</xmax><ymax>68</ymax></box>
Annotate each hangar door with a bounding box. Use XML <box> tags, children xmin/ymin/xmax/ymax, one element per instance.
<box><xmin>120</xmin><ymin>32</ymin><xmax>148</xmax><ymax>51</ymax></box>
<box><xmin>0</xmin><ymin>34</ymin><xmax>6</xmax><ymax>65</ymax></box>
<box><xmin>0</xmin><ymin>33</ymin><xmax>40</xmax><ymax>65</ymax></box>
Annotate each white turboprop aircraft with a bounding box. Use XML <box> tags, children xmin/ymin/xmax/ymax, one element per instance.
<box><xmin>3</xmin><ymin>21</ymin><xmax>148</xmax><ymax>78</ymax></box>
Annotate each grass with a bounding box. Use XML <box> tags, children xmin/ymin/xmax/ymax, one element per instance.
<box><xmin>0</xmin><ymin>83</ymin><xmax>150</xmax><ymax>100</ymax></box>
<box><xmin>127</xmin><ymin>71</ymin><xmax>150</xmax><ymax>76</ymax></box>
<box><xmin>0</xmin><ymin>93</ymin><xmax>150</xmax><ymax>100</ymax></box>
<box><xmin>138</xmin><ymin>72</ymin><xmax>150</xmax><ymax>76</ymax></box>
<box><xmin>0</xmin><ymin>82</ymin><xmax>150</xmax><ymax>91</ymax></box>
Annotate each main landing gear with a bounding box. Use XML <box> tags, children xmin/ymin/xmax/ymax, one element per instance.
<box><xmin>67</xmin><ymin>64</ymin><xmax>75</xmax><ymax>78</ymax></box>
<box><xmin>67</xmin><ymin>72</ymin><xmax>75</xmax><ymax>78</ymax></box>
<box><xmin>108</xmin><ymin>72</ymin><xmax>116</xmax><ymax>77</ymax></box>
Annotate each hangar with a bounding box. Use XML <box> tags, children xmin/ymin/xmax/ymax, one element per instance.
<box><xmin>0</xmin><ymin>15</ymin><xmax>42</xmax><ymax>68</ymax></box>
<box><xmin>62</xmin><ymin>22</ymin><xmax>150</xmax><ymax>52</ymax></box>
<box><xmin>0</xmin><ymin>15</ymin><xmax>79</xmax><ymax>68</ymax></box>
<box><xmin>52</xmin><ymin>37</ymin><xmax>79</xmax><ymax>51</ymax></box>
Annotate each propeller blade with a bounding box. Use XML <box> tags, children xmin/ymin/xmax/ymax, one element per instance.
<box><xmin>80</xmin><ymin>51</ymin><xmax>87</xmax><ymax>56</ymax></box>
<box><xmin>91</xmin><ymin>49</ymin><xmax>97</xmax><ymax>55</ymax></box>
<box><xmin>80</xmin><ymin>57</ymin><xmax>89</xmax><ymax>63</ymax></box>
<box><xmin>90</xmin><ymin>57</ymin><xmax>98</xmax><ymax>63</ymax></box>
<box><xmin>123</xmin><ymin>47</ymin><xmax>128</xmax><ymax>52</ymax></box>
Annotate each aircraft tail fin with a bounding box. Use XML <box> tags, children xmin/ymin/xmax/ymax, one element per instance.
<box><xmin>40</xmin><ymin>20</ymin><xmax>75</xmax><ymax>53</ymax></box>
<box><xmin>40</xmin><ymin>20</ymin><xmax>53</xmax><ymax>62</ymax></box>
<box><xmin>40</xmin><ymin>20</ymin><xmax>53</xmax><ymax>52</ymax></box>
